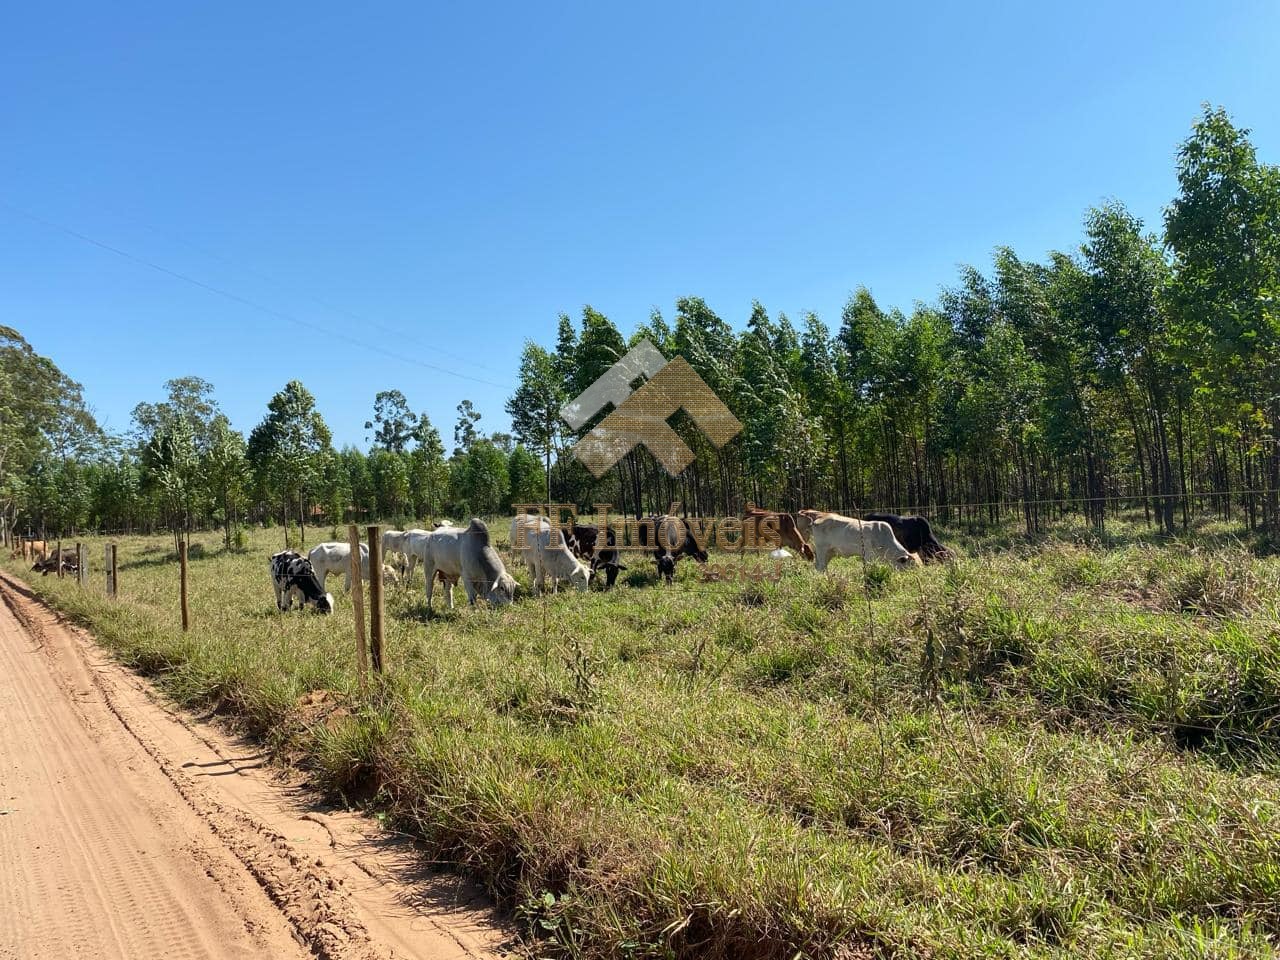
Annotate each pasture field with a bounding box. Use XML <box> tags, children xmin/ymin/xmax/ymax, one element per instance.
<box><xmin>10</xmin><ymin>520</ymin><xmax>1280</xmax><ymax>959</ymax></box>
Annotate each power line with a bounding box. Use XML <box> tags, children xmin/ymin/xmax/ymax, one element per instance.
<box><xmin>94</xmin><ymin>204</ymin><xmax>508</xmax><ymax>377</ymax></box>
<box><xmin>0</xmin><ymin>200</ymin><xmax>512</xmax><ymax>391</ymax></box>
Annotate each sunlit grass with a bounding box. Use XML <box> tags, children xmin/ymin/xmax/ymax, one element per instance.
<box><xmin>12</xmin><ymin>517</ymin><xmax>1280</xmax><ymax>958</ymax></box>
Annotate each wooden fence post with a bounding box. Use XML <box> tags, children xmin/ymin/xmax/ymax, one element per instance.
<box><xmin>347</xmin><ymin>524</ymin><xmax>369</xmax><ymax>693</ymax></box>
<box><xmin>179</xmin><ymin>540</ymin><xmax>190</xmax><ymax>631</ymax></box>
<box><xmin>106</xmin><ymin>544</ymin><xmax>118</xmax><ymax>598</ymax></box>
<box><xmin>56</xmin><ymin>539</ymin><xmax>64</xmax><ymax>578</ymax></box>
<box><xmin>77</xmin><ymin>542</ymin><xmax>88</xmax><ymax>587</ymax></box>
<box><xmin>367</xmin><ymin>525</ymin><xmax>384</xmax><ymax>674</ymax></box>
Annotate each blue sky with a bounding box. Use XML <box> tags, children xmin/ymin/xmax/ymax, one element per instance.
<box><xmin>4</xmin><ymin>2</ymin><xmax>1278</xmax><ymax>449</ymax></box>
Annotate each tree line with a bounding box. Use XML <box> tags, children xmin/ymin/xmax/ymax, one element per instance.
<box><xmin>5</xmin><ymin>106</ymin><xmax>1279</xmax><ymax>543</ymax></box>
<box><xmin>3</xmin><ymin>366</ymin><xmax>546</xmax><ymax>547</ymax></box>
<box><xmin>507</xmin><ymin>106</ymin><xmax>1280</xmax><ymax>536</ymax></box>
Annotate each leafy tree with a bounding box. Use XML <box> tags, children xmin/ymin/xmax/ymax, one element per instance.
<box><xmin>203</xmin><ymin>414</ymin><xmax>249</xmax><ymax>547</ymax></box>
<box><xmin>1</xmin><ymin>326</ymin><xmax>101</xmax><ymax>536</ymax></box>
<box><xmin>451</xmin><ymin>439</ymin><xmax>509</xmax><ymax>516</ymax></box>
<box><xmin>1167</xmin><ymin>105</ymin><xmax>1280</xmax><ymax>529</ymax></box>
<box><xmin>506</xmin><ymin>342</ymin><xmax>564</xmax><ymax>488</ymax></box>
<box><xmin>453</xmin><ymin>400</ymin><xmax>481</xmax><ymax>454</ymax></box>
<box><xmin>247</xmin><ymin>380</ymin><xmax>333</xmax><ymax>545</ymax></box>
<box><xmin>364</xmin><ymin>389</ymin><xmax>419</xmax><ymax>452</ymax></box>
<box><xmin>369</xmin><ymin>448</ymin><xmax>411</xmax><ymax>520</ymax></box>
<box><xmin>506</xmin><ymin>443</ymin><xmax>547</xmax><ymax>509</ymax></box>
<box><xmin>409</xmin><ymin>417</ymin><xmax>448</xmax><ymax>518</ymax></box>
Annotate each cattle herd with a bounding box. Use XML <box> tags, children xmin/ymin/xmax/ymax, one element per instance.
<box><xmin>263</xmin><ymin>509</ymin><xmax>953</xmax><ymax>616</ymax></box>
<box><xmin>14</xmin><ymin>509</ymin><xmax>949</xmax><ymax>612</ymax></box>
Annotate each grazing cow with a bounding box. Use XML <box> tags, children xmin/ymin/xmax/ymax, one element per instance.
<box><xmin>307</xmin><ymin>542</ymin><xmax>399</xmax><ymax>591</ymax></box>
<box><xmin>863</xmin><ymin>513</ymin><xmax>952</xmax><ymax>562</ymax></box>
<box><xmin>744</xmin><ymin>506</ymin><xmax>815</xmax><ymax>561</ymax></box>
<box><xmin>794</xmin><ymin>511</ymin><xmax>817</xmax><ymax>544</ymax></box>
<box><xmin>510</xmin><ymin>515</ymin><xmax>590</xmax><ymax>593</ymax></box>
<box><xmin>410</xmin><ymin>525</ymin><xmax>466</xmax><ymax>609</ymax></box>
<box><xmin>269</xmin><ymin>550</ymin><xmax>334</xmax><ymax>613</ymax></box>
<box><xmin>390</xmin><ymin>528</ymin><xmax>431</xmax><ymax>578</ymax></box>
<box><xmin>32</xmin><ymin>549</ymin><xmax>78</xmax><ymax>576</ymax></box>
<box><xmin>634</xmin><ymin>515</ymin><xmax>709</xmax><ymax>583</ymax></box>
<box><xmin>460</xmin><ymin>519</ymin><xmax>516</xmax><ymax>606</ymax></box>
<box><xmin>569</xmin><ymin>524</ymin><xmax>626</xmax><ymax>589</ymax></box>
<box><xmin>798</xmin><ymin>510</ymin><xmax>921</xmax><ymax>572</ymax></box>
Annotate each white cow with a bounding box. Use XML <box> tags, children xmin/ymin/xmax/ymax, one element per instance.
<box><xmin>798</xmin><ymin>511</ymin><xmax>922</xmax><ymax>572</ymax></box>
<box><xmin>307</xmin><ymin>541</ymin><xmax>400</xmax><ymax>591</ymax></box>
<box><xmin>510</xmin><ymin>514</ymin><xmax>590</xmax><ymax>593</ymax></box>
<box><xmin>385</xmin><ymin>528</ymin><xmax>430</xmax><ymax>578</ymax></box>
<box><xmin>460</xmin><ymin>519</ymin><xmax>517</xmax><ymax>606</ymax></box>
<box><xmin>408</xmin><ymin>526</ymin><xmax>464</xmax><ymax>609</ymax></box>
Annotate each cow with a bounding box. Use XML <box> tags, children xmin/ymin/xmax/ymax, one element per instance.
<box><xmin>269</xmin><ymin>550</ymin><xmax>334</xmax><ymax>613</ymax></box>
<box><xmin>460</xmin><ymin>519</ymin><xmax>517</xmax><ymax>606</ymax></box>
<box><xmin>382</xmin><ymin>529</ymin><xmax>412</xmax><ymax>577</ymax></box>
<box><xmin>13</xmin><ymin>539</ymin><xmax>48</xmax><ymax>560</ymax></box>
<box><xmin>798</xmin><ymin>510</ymin><xmax>922</xmax><ymax>572</ymax></box>
<box><xmin>307</xmin><ymin>542</ymin><xmax>399</xmax><ymax>591</ymax></box>
<box><xmin>32</xmin><ymin>549</ymin><xmax>78</xmax><ymax>576</ymax></box>
<box><xmin>794</xmin><ymin>511</ymin><xmax>817</xmax><ymax>544</ymax></box>
<box><xmin>568</xmin><ymin>524</ymin><xmax>626</xmax><ymax>589</ymax></box>
<box><xmin>863</xmin><ymin>513</ymin><xmax>952</xmax><ymax>562</ymax></box>
<box><xmin>390</xmin><ymin>528</ymin><xmax>432</xmax><ymax>578</ymax></box>
<box><xmin>632</xmin><ymin>515</ymin><xmax>709</xmax><ymax>583</ymax></box>
<box><xmin>510</xmin><ymin>515</ymin><xmax>590</xmax><ymax>593</ymax></box>
<box><xmin>744</xmin><ymin>506</ymin><xmax>815</xmax><ymax>561</ymax></box>
<box><xmin>409</xmin><ymin>525</ymin><xmax>463</xmax><ymax>609</ymax></box>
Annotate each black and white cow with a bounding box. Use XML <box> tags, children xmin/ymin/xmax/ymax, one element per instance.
<box><xmin>635</xmin><ymin>515</ymin><xmax>709</xmax><ymax>584</ymax></box>
<box><xmin>270</xmin><ymin>550</ymin><xmax>334</xmax><ymax>614</ymax></box>
<box><xmin>862</xmin><ymin>513</ymin><xmax>952</xmax><ymax>562</ymax></box>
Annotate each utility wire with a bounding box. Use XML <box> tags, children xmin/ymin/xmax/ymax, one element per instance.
<box><xmin>0</xmin><ymin>200</ymin><xmax>511</xmax><ymax>390</ymax></box>
<box><xmin>92</xmin><ymin>203</ymin><xmax>508</xmax><ymax>376</ymax></box>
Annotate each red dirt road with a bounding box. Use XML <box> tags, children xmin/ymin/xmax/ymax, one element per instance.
<box><xmin>0</xmin><ymin>574</ymin><xmax>508</xmax><ymax>960</ymax></box>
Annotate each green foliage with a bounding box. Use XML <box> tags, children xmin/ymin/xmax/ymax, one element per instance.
<box><xmin>246</xmin><ymin>380</ymin><xmax>333</xmax><ymax>531</ymax></box>
<box><xmin>505</xmin><ymin>443</ymin><xmax>546</xmax><ymax>509</ymax></box>
<box><xmin>364</xmin><ymin>389</ymin><xmax>419</xmax><ymax>452</ymax></box>
<box><xmin>450</xmin><ymin>438</ymin><xmax>509</xmax><ymax>516</ymax></box>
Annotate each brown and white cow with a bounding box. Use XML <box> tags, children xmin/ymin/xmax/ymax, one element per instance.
<box><xmin>744</xmin><ymin>506</ymin><xmax>815</xmax><ymax>560</ymax></box>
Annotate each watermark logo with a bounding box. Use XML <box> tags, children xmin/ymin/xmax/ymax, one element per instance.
<box><xmin>559</xmin><ymin>340</ymin><xmax>741</xmax><ymax>478</ymax></box>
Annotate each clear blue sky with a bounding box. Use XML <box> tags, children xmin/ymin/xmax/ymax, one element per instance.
<box><xmin>4</xmin><ymin>2</ymin><xmax>1278</xmax><ymax>449</ymax></box>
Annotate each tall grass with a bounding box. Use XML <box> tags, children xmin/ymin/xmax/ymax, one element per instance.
<box><xmin>12</xmin><ymin>521</ymin><xmax>1280</xmax><ymax>958</ymax></box>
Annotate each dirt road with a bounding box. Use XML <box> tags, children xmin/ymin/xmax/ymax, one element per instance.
<box><xmin>0</xmin><ymin>573</ymin><xmax>508</xmax><ymax>960</ymax></box>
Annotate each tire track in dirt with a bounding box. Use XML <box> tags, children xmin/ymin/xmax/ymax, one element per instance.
<box><xmin>0</xmin><ymin>572</ymin><xmax>510</xmax><ymax>960</ymax></box>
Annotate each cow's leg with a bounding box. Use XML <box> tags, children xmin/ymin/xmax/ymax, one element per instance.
<box><xmin>425</xmin><ymin>564</ymin><xmax>435</xmax><ymax>610</ymax></box>
<box><xmin>814</xmin><ymin>547</ymin><xmax>830</xmax><ymax>573</ymax></box>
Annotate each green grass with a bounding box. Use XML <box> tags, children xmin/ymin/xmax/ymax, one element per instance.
<box><xmin>12</xmin><ymin>519</ymin><xmax>1280</xmax><ymax>958</ymax></box>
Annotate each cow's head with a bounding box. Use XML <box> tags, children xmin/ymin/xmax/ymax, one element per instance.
<box><xmin>656</xmin><ymin>553</ymin><xmax>677</xmax><ymax>584</ymax></box>
<box><xmin>588</xmin><ymin>555</ymin><xmax>626</xmax><ymax>588</ymax></box>
<box><xmin>568</xmin><ymin>560</ymin><xmax>591</xmax><ymax>592</ymax></box>
<box><xmin>488</xmin><ymin>572</ymin><xmax>517</xmax><ymax>606</ymax></box>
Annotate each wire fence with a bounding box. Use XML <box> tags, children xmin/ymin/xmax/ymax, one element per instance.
<box><xmin>8</xmin><ymin>501</ymin><xmax>1280</xmax><ymax>763</ymax></box>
